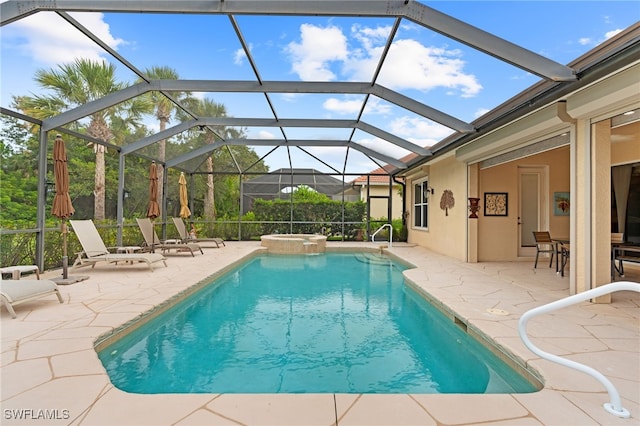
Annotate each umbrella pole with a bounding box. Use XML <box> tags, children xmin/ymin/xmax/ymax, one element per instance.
<box><xmin>151</xmin><ymin>219</ymin><xmax>155</xmax><ymax>253</ymax></box>
<box><xmin>62</xmin><ymin>219</ymin><xmax>68</xmax><ymax>279</ymax></box>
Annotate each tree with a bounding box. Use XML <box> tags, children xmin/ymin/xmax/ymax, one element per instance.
<box><xmin>0</xmin><ymin>115</ymin><xmax>39</xmax><ymax>223</ymax></box>
<box><xmin>13</xmin><ymin>58</ymin><xmax>149</xmax><ymax>220</ymax></box>
<box><xmin>138</xmin><ymin>66</ymin><xmax>190</xmax><ymax>210</ymax></box>
<box><xmin>292</xmin><ymin>185</ymin><xmax>330</xmax><ymax>202</ymax></box>
<box><xmin>179</xmin><ymin>97</ymin><xmax>248</xmax><ymax>221</ymax></box>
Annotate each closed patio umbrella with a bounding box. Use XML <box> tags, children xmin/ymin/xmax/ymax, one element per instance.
<box><xmin>178</xmin><ymin>172</ymin><xmax>191</xmax><ymax>219</ymax></box>
<box><xmin>178</xmin><ymin>172</ymin><xmax>193</xmax><ymax>238</ymax></box>
<box><xmin>51</xmin><ymin>135</ymin><xmax>75</xmax><ymax>221</ymax></box>
<box><xmin>51</xmin><ymin>135</ymin><xmax>87</xmax><ymax>284</ymax></box>
<box><xmin>147</xmin><ymin>161</ymin><xmax>160</xmax><ymax>252</ymax></box>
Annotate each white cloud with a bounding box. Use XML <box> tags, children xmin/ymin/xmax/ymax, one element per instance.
<box><xmin>323</xmin><ymin>97</ymin><xmax>363</xmax><ymax>114</ymax></box>
<box><xmin>604</xmin><ymin>29</ymin><xmax>623</xmax><ymax>40</ymax></box>
<box><xmin>376</xmin><ymin>40</ymin><xmax>482</xmax><ymax>97</ymax></box>
<box><xmin>257</xmin><ymin>130</ymin><xmax>276</xmax><ymax>139</ymax></box>
<box><xmin>323</xmin><ymin>96</ymin><xmax>391</xmax><ymax>116</ymax></box>
<box><xmin>355</xmin><ymin>136</ymin><xmax>411</xmax><ymax>159</ymax></box>
<box><xmin>363</xmin><ymin>97</ymin><xmax>392</xmax><ymax>115</ymax></box>
<box><xmin>578</xmin><ymin>28</ymin><xmax>623</xmax><ymax>48</ymax></box>
<box><xmin>287</xmin><ymin>23</ymin><xmax>481</xmax><ymax>98</ymax></box>
<box><xmin>9</xmin><ymin>12</ymin><xmax>124</xmax><ymax>65</ymax></box>
<box><xmin>351</xmin><ymin>23</ymin><xmax>390</xmax><ymax>52</ymax></box>
<box><xmin>233</xmin><ymin>47</ymin><xmax>247</xmax><ymax>65</ymax></box>
<box><xmin>474</xmin><ymin>108</ymin><xmax>490</xmax><ymax>119</ymax></box>
<box><xmin>389</xmin><ymin>116</ymin><xmax>452</xmax><ymax>146</ymax></box>
<box><xmin>285</xmin><ymin>24</ymin><xmax>348</xmax><ymax>81</ymax></box>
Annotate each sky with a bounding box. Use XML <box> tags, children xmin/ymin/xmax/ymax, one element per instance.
<box><xmin>1</xmin><ymin>1</ymin><xmax>638</xmax><ymax>174</ymax></box>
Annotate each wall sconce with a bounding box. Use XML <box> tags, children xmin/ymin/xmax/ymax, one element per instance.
<box><xmin>427</xmin><ymin>186</ymin><xmax>435</xmax><ymax>195</ymax></box>
<box><xmin>468</xmin><ymin>197</ymin><xmax>480</xmax><ymax>219</ymax></box>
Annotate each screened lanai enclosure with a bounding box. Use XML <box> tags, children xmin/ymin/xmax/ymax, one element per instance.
<box><xmin>1</xmin><ymin>1</ymin><xmax>593</xmax><ymax>270</ymax></box>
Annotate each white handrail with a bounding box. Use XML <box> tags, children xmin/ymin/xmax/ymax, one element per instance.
<box><xmin>371</xmin><ymin>223</ymin><xmax>392</xmax><ymax>248</ymax></box>
<box><xmin>518</xmin><ymin>281</ymin><xmax>640</xmax><ymax>418</ymax></box>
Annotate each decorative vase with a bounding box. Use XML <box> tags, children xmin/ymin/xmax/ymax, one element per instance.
<box><xmin>468</xmin><ymin>197</ymin><xmax>480</xmax><ymax>218</ymax></box>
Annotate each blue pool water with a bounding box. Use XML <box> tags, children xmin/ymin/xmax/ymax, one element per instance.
<box><xmin>97</xmin><ymin>252</ymin><xmax>537</xmax><ymax>394</ymax></box>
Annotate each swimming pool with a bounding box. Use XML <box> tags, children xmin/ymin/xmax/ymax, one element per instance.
<box><xmin>97</xmin><ymin>252</ymin><xmax>538</xmax><ymax>394</ymax></box>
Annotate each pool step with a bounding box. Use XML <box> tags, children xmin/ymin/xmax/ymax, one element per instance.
<box><xmin>354</xmin><ymin>253</ymin><xmax>393</xmax><ymax>266</ymax></box>
<box><xmin>303</xmin><ymin>241</ymin><xmax>318</xmax><ymax>254</ymax></box>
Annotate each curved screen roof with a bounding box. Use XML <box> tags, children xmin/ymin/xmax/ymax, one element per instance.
<box><xmin>1</xmin><ymin>1</ymin><xmax>636</xmax><ymax>176</ymax></box>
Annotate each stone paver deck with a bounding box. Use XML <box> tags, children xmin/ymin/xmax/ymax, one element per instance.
<box><xmin>1</xmin><ymin>242</ymin><xmax>638</xmax><ymax>425</ymax></box>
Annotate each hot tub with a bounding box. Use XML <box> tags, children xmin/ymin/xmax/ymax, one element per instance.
<box><xmin>260</xmin><ymin>234</ymin><xmax>327</xmax><ymax>254</ymax></box>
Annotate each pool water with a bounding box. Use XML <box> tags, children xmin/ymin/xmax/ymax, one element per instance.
<box><xmin>97</xmin><ymin>252</ymin><xmax>537</xmax><ymax>394</ymax></box>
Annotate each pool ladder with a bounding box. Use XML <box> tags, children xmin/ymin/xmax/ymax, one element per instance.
<box><xmin>518</xmin><ymin>281</ymin><xmax>640</xmax><ymax>418</ymax></box>
<box><xmin>371</xmin><ymin>223</ymin><xmax>392</xmax><ymax>248</ymax></box>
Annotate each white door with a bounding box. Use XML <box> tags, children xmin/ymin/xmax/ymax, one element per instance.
<box><xmin>518</xmin><ymin>166</ymin><xmax>549</xmax><ymax>257</ymax></box>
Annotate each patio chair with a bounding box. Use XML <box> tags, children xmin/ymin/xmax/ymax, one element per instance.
<box><xmin>136</xmin><ymin>218</ymin><xmax>203</xmax><ymax>256</ymax></box>
<box><xmin>171</xmin><ymin>217</ymin><xmax>225</xmax><ymax>248</ymax></box>
<box><xmin>1</xmin><ymin>279</ymin><xmax>63</xmax><ymax>318</ymax></box>
<box><xmin>69</xmin><ymin>219</ymin><xmax>167</xmax><ymax>271</ymax></box>
<box><xmin>612</xmin><ymin>232</ymin><xmax>625</xmax><ymax>277</ymax></box>
<box><xmin>532</xmin><ymin>231</ymin><xmax>554</xmax><ymax>268</ymax></box>
<box><xmin>559</xmin><ymin>243</ymin><xmax>570</xmax><ymax>277</ymax></box>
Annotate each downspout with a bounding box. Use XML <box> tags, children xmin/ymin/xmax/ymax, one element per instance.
<box><xmin>557</xmin><ymin>100</ymin><xmax>576</xmax><ymax>124</ymax></box>
<box><xmin>557</xmin><ymin>100</ymin><xmax>580</xmax><ymax>294</ymax></box>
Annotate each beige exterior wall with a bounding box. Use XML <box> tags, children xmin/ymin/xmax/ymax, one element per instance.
<box><xmin>406</xmin><ymin>154</ymin><xmax>468</xmax><ymax>260</ymax></box>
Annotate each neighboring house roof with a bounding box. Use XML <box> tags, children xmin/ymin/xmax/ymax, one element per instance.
<box><xmin>351</xmin><ymin>153</ymin><xmax>419</xmax><ymax>185</ymax></box>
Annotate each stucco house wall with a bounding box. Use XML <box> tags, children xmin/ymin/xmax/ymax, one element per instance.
<box><xmin>406</xmin><ymin>154</ymin><xmax>468</xmax><ymax>260</ymax></box>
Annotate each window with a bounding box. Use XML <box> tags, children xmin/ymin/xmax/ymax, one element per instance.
<box><xmin>413</xmin><ymin>180</ymin><xmax>429</xmax><ymax>228</ymax></box>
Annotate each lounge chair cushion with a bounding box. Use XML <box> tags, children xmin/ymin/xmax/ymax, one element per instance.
<box><xmin>0</xmin><ymin>279</ymin><xmax>64</xmax><ymax>318</ymax></box>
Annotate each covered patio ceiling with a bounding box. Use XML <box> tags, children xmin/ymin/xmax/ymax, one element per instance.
<box><xmin>0</xmin><ymin>0</ymin><xmax>584</xmax><ymax>177</ymax></box>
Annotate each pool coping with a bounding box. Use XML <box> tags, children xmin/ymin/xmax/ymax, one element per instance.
<box><xmin>2</xmin><ymin>241</ymin><xmax>638</xmax><ymax>425</ymax></box>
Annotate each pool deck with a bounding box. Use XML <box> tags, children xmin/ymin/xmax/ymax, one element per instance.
<box><xmin>1</xmin><ymin>241</ymin><xmax>638</xmax><ymax>425</ymax></box>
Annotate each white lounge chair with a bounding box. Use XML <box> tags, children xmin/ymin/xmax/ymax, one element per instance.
<box><xmin>69</xmin><ymin>219</ymin><xmax>167</xmax><ymax>271</ymax></box>
<box><xmin>0</xmin><ymin>265</ymin><xmax>40</xmax><ymax>279</ymax></box>
<box><xmin>0</xmin><ymin>279</ymin><xmax>64</xmax><ymax>318</ymax></box>
<box><xmin>136</xmin><ymin>218</ymin><xmax>203</xmax><ymax>256</ymax></box>
<box><xmin>171</xmin><ymin>217</ymin><xmax>225</xmax><ymax>248</ymax></box>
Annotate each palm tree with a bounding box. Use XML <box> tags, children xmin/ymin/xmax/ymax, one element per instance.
<box><xmin>138</xmin><ymin>66</ymin><xmax>190</xmax><ymax>210</ymax></box>
<box><xmin>182</xmin><ymin>98</ymin><xmax>244</xmax><ymax>221</ymax></box>
<box><xmin>13</xmin><ymin>58</ymin><xmax>149</xmax><ymax>220</ymax></box>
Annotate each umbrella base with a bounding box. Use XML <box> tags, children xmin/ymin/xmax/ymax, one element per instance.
<box><xmin>52</xmin><ymin>275</ymin><xmax>89</xmax><ymax>285</ymax></box>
